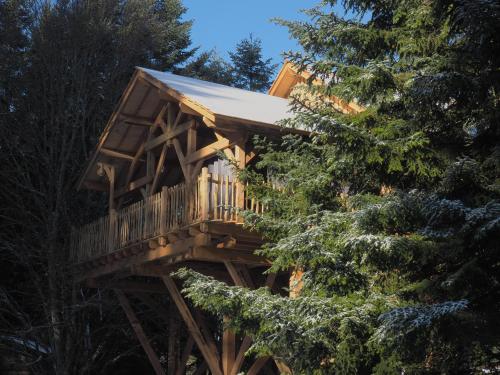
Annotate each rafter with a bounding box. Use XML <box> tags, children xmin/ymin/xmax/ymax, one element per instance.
<box><xmin>118</xmin><ymin>114</ymin><xmax>154</xmax><ymax>127</ymax></box>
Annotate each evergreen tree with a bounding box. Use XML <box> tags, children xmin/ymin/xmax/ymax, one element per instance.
<box><xmin>176</xmin><ymin>0</ymin><xmax>500</xmax><ymax>373</ymax></box>
<box><xmin>0</xmin><ymin>0</ymin><xmax>194</xmax><ymax>373</ymax></box>
<box><xmin>229</xmin><ymin>34</ymin><xmax>277</xmax><ymax>92</ymax></box>
<box><xmin>178</xmin><ymin>50</ymin><xmax>234</xmax><ymax>85</ymax></box>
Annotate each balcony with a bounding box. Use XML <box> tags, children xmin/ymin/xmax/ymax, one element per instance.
<box><xmin>70</xmin><ymin>168</ymin><xmax>264</xmax><ymax>264</ymax></box>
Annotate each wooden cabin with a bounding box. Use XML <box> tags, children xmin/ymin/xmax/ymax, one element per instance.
<box><xmin>72</xmin><ymin>64</ymin><xmax>327</xmax><ymax>375</ymax></box>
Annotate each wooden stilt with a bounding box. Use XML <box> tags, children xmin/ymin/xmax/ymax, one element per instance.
<box><xmin>193</xmin><ymin>361</ymin><xmax>208</xmax><ymax>375</ymax></box>
<box><xmin>247</xmin><ymin>356</ymin><xmax>270</xmax><ymax>375</ymax></box>
<box><xmin>230</xmin><ymin>336</ymin><xmax>252</xmax><ymax>375</ymax></box>
<box><xmin>168</xmin><ymin>302</ymin><xmax>179</xmax><ymax>375</ymax></box>
<box><xmin>115</xmin><ymin>290</ymin><xmax>166</xmax><ymax>375</ymax></box>
<box><xmin>222</xmin><ymin>317</ymin><xmax>235</xmax><ymax>375</ymax></box>
<box><xmin>175</xmin><ymin>335</ymin><xmax>194</xmax><ymax>375</ymax></box>
<box><xmin>162</xmin><ymin>276</ymin><xmax>223</xmax><ymax>375</ymax></box>
<box><xmin>275</xmin><ymin>360</ymin><xmax>293</xmax><ymax>374</ymax></box>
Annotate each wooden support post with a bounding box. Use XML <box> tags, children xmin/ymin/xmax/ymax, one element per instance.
<box><xmin>168</xmin><ymin>302</ymin><xmax>179</xmax><ymax>375</ymax></box>
<box><xmin>176</xmin><ymin>336</ymin><xmax>194</xmax><ymax>375</ymax></box>
<box><xmin>200</xmin><ymin>167</ymin><xmax>209</xmax><ymax>221</ymax></box>
<box><xmin>222</xmin><ymin>317</ymin><xmax>235</xmax><ymax>375</ymax></box>
<box><xmin>151</xmin><ymin>143</ymin><xmax>168</xmax><ymax>194</ymax></box>
<box><xmin>186</xmin><ymin>121</ymin><xmax>197</xmax><ymax>183</ymax></box>
<box><xmin>115</xmin><ymin>290</ymin><xmax>166</xmax><ymax>375</ymax></box>
<box><xmin>160</xmin><ymin>185</ymin><xmax>168</xmax><ymax>245</ymax></box>
<box><xmin>230</xmin><ymin>336</ymin><xmax>252</xmax><ymax>375</ymax></box>
<box><xmin>224</xmin><ymin>261</ymin><xmax>246</xmax><ymax>287</ymax></box>
<box><xmin>146</xmin><ymin>151</ymin><xmax>156</xmax><ymax>196</ymax></box>
<box><xmin>162</xmin><ymin>276</ymin><xmax>223</xmax><ymax>375</ymax></box>
<box><xmin>234</xmin><ymin>144</ymin><xmax>246</xmax><ymax>222</ymax></box>
<box><xmin>109</xmin><ymin>208</ymin><xmax>117</xmax><ymax>253</ymax></box>
<box><xmin>275</xmin><ymin>360</ymin><xmax>293</xmax><ymax>374</ymax></box>
<box><xmin>247</xmin><ymin>357</ymin><xmax>270</xmax><ymax>375</ymax></box>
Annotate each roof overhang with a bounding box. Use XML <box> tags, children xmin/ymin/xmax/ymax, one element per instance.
<box><xmin>77</xmin><ymin>67</ymin><xmax>309</xmax><ymax>191</ymax></box>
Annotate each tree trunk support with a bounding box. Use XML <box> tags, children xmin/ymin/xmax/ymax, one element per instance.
<box><xmin>162</xmin><ymin>275</ymin><xmax>223</xmax><ymax>375</ymax></box>
<box><xmin>115</xmin><ymin>290</ymin><xmax>166</xmax><ymax>375</ymax></box>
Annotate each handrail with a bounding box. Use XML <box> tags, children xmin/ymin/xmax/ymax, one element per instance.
<box><xmin>70</xmin><ymin>168</ymin><xmax>265</xmax><ymax>263</ymax></box>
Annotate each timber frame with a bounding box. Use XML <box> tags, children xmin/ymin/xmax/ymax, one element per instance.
<box><xmin>72</xmin><ymin>67</ymin><xmax>303</xmax><ymax>374</ymax></box>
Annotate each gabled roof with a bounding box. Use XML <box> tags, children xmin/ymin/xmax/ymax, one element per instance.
<box><xmin>77</xmin><ymin>67</ymin><xmax>305</xmax><ymax>191</ymax></box>
<box><xmin>268</xmin><ymin>62</ymin><xmax>364</xmax><ymax>114</ymax></box>
<box><xmin>141</xmin><ymin>68</ymin><xmax>293</xmax><ymax>125</ymax></box>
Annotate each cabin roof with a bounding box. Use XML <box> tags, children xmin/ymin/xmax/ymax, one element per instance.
<box><xmin>140</xmin><ymin>68</ymin><xmax>293</xmax><ymax>125</ymax></box>
<box><xmin>77</xmin><ymin>67</ymin><xmax>307</xmax><ymax>191</ymax></box>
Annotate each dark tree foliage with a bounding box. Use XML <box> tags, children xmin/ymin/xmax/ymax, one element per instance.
<box><xmin>178</xmin><ymin>50</ymin><xmax>235</xmax><ymax>85</ymax></box>
<box><xmin>180</xmin><ymin>36</ymin><xmax>277</xmax><ymax>92</ymax></box>
<box><xmin>229</xmin><ymin>34</ymin><xmax>278</xmax><ymax>92</ymax></box>
<box><xmin>0</xmin><ymin>0</ymin><xmax>194</xmax><ymax>373</ymax></box>
<box><xmin>176</xmin><ymin>0</ymin><xmax>500</xmax><ymax>373</ymax></box>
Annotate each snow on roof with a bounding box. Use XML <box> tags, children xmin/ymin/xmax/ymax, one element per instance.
<box><xmin>140</xmin><ymin>67</ymin><xmax>293</xmax><ymax>125</ymax></box>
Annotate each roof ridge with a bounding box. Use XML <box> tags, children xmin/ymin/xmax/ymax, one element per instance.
<box><xmin>137</xmin><ymin>66</ymin><xmax>284</xmax><ymax>99</ymax></box>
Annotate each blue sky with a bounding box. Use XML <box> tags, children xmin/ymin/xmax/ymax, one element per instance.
<box><xmin>182</xmin><ymin>0</ymin><xmax>321</xmax><ymax>65</ymax></box>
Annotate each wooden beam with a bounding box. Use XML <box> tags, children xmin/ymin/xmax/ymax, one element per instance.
<box><xmin>176</xmin><ymin>335</ymin><xmax>195</xmax><ymax>375</ymax></box>
<box><xmin>168</xmin><ymin>301</ymin><xmax>179</xmax><ymax>375</ymax></box>
<box><xmin>247</xmin><ymin>357</ymin><xmax>270</xmax><ymax>375</ymax></box>
<box><xmin>119</xmin><ymin>114</ymin><xmax>153</xmax><ymax>127</ymax></box>
<box><xmin>162</xmin><ymin>276</ymin><xmax>223</xmax><ymax>375</ymax></box>
<box><xmin>202</xmin><ymin>116</ymin><xmax>216</xmax><ymax>129</ymax></box>
<box><xmin>222</xmin><ymin>317</ymin><xmax>235</xmax><ymax>375</ymax></box>
<box><xmin>115</xmin><ymin>175</ymin><xmax>153</xmax><ymax>197</ymax></box>
<box><xmin>275</xmin><ymin>360</ymin><xmax>293</xmax><ymax>374</ymax></box>
<box><xmin>245</xmin><ymin>150</ymin><xmax>257</xmax><ymax>164</ymax></box>
<box><xmin>179</xmin><ymin>102</ymin><xmax>201</xmax><ymax>116</ymax></box>
<box><xmin>121</xmin><ymin>142</ymin><xmax>146</xmax><ymax>194</ymax></box>
<box><xmin>172</xmin><ymin>138</ymin><xmax>189</xmax><ymax>180</ymax></box>
<box><xmin>194</xmin><ymin>310</ymin><xmax>223</xmax><ymax>366</ymax></box>
<box><xmin>82</xmin><ymin>180</ymin><xmax>108</xmax><ymax>192</ymax></box>
<box><xmin>224</xmin><ymin>261</ymin><xmax>246</xmax><ymax>287</ymax></box>
<box><xmin>115</xmin><ymin>290</ymin><xmax>166</xmax><ymax>375</ymax></box>
<box><xmin>185</xmin><ymin>138</ymin><xmax>236</xmax><ymax>164</ymax></box>
<box><xmin>230</xmin><ymin>336</ymin><xmax>252</xmax><ymax>375</ymax></box>
<box><xmin>100</xmin><ymin>147</ymin><xmax>136</xmax><ymax>161</ymax></box>
<box><xmin>77</xmin><ymin>71</ymin><xmax>141</xmax><ymax>190</ymax></box>
<box><xmin>186</xmin><ymin>126</ymin><xmax>197</xmax><ymax>183</ymax></box>
<box><xmin>86</xmin><ymin>279</ymin><xmax>167</xmax><ymax>294</ymax></box>
<box><xmin>190</xmin><ymin>246</ymin><xmax>270</xmax><ymax>266</ymax></box>
<box><xmin>151</xmin><ymin>143</ymin><xmax>168</xmax><ymax>194</ymax></box>
<box><xmin>77</xmin><ymin>235</ymin><xmax>199</xmax><ymax>281</ymax></box>
<box><xmin>145</xmin><ymin>120</ymin><xmax>193</xmax><ymax>152</ymax></box>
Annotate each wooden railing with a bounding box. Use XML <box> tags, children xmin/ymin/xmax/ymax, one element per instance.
<box><xmin>70</xmin><ymin>168</ymin><xmax>264</xmax><ymax>263</ymax></box>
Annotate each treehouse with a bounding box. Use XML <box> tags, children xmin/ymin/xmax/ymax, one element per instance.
<box><xmin>73</xmin><ymin>62</ymin><xmax>362</xmax><ymax>374</ymax></box>
<box><xmin>72</xmin><ymin>64</ymin><xmax>318</xmax><ymax>375</ymax></box>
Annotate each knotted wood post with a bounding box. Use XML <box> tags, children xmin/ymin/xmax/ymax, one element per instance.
<box><xmin>200</xmin><ymin>167</ymin><xmax>210</xmax><ymax>221</ymax></box>
<box><xmin>159</xmin><ymin>186</ymin><xmax>168</xmax><ymax>246</ymax></box>
<box><xmin>234</xmin><ymin>144</ymin><xmax>246</xmax><ymax>222</ymax></box>
<box><xmin>108</xmin><ymin>208</ymin><xmax>117</xmax><ymax>253</ymax></box>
